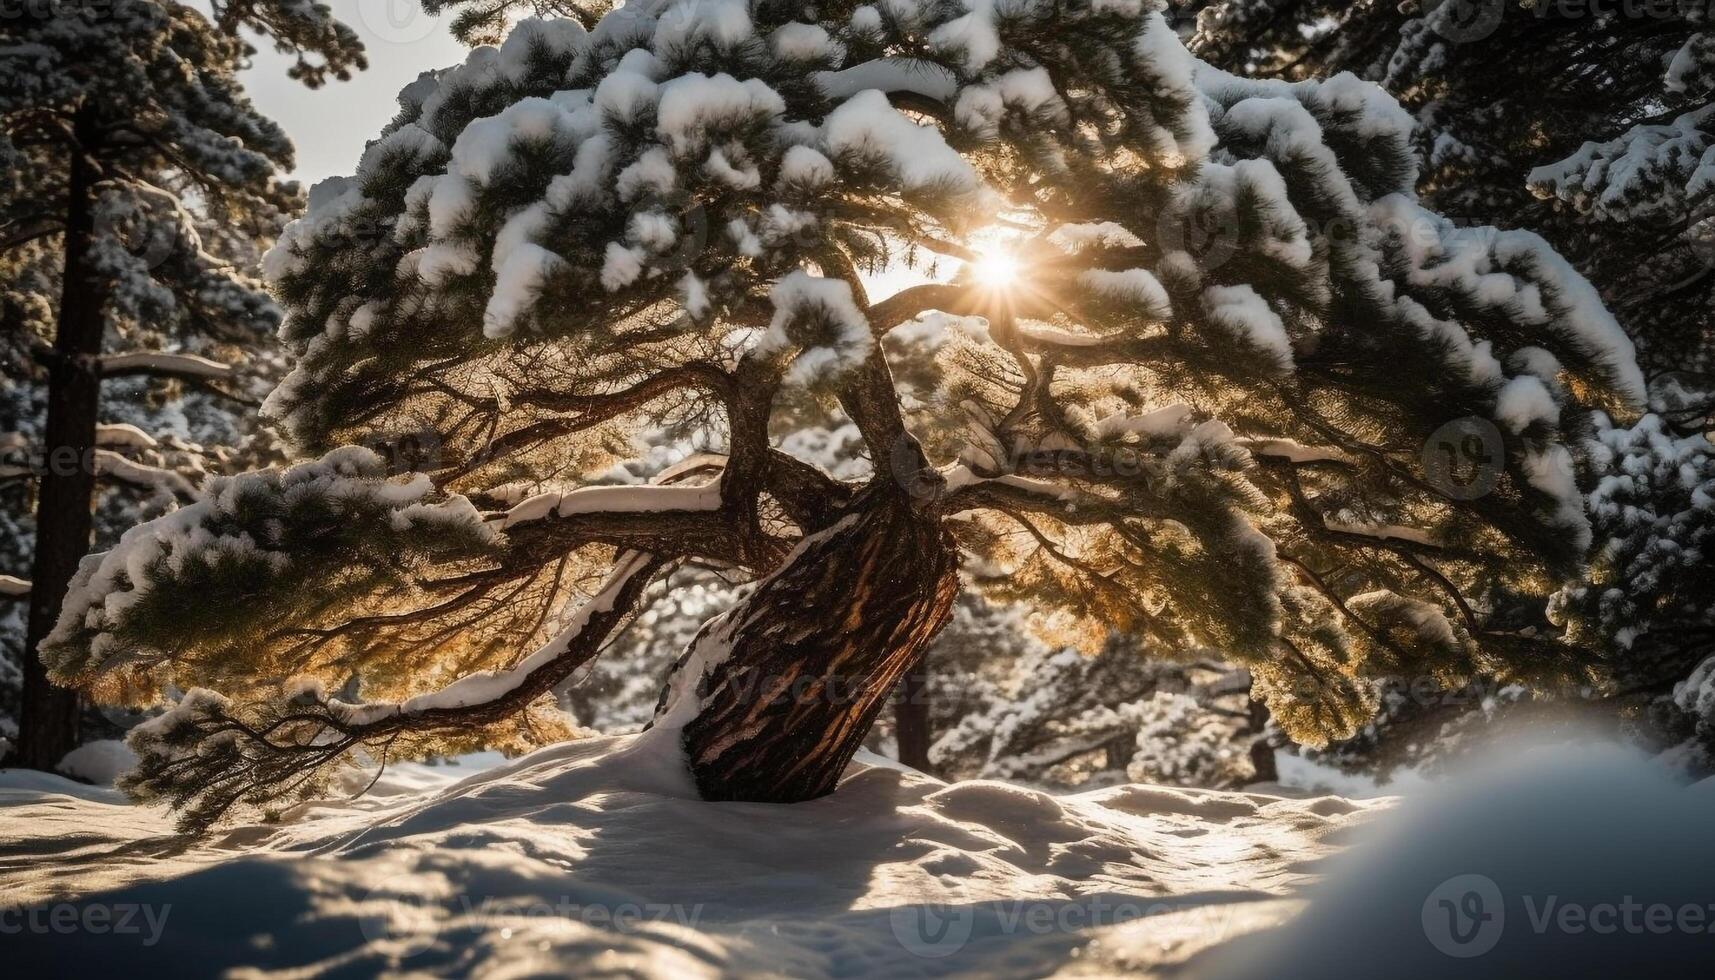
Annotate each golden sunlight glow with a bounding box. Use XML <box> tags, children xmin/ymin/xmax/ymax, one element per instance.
<box><xmin>968</xmin><ymin>247</ymin><xmax>1021</xmax><ymax>290</ymax></box>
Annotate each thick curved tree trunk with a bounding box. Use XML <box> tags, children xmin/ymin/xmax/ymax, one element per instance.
<box><xmin>657</xmin><ymin>495</ymin><xmax>959</xmax><ymax>802</ymax></box>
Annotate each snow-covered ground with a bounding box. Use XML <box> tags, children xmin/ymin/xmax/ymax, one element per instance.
<box><xmin>1</xmin><ymin>736</ymin><xmax>1710</xmax><ymax>977</ymax></box>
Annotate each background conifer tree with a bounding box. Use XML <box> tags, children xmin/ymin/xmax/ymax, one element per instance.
<box><xmin>0</xmin><ymin>1</ymin><xmax>365</xmax><ymax>768</ymax></box>
<box><xmin>1176</xmin><ymin>0</ymin><xmax>1715</xmax><ymax>772</ymax></box>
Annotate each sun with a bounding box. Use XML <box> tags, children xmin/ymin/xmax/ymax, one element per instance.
<box><xmin>969</xmin><ymin>248</ymin><xmax>1021</xmax><ymax>290</ymax></box>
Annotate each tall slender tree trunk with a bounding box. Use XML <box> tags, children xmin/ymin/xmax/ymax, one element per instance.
<box><xmin>17</xmin><ymin>116</ymin><xmax>103</xmax><ymax>770</ymax></box>
<box><xmin>894</xmin><ymin>661</ymin><xmax>932</xmax><ymax>773</ymax></box>
<box><xmin>1247</xmin><ymin>683</ymin><xmax>1277</xmax><ymax>784</ymax></box>
<box><xmin>659</xmin><ymin>494</ymin><xmax>959</xmax><ymax>802</ymax></box>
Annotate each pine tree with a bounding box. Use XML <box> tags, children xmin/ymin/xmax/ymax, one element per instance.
<box><xmin>0</xmin><ymin>365</ymin><xmax>288</xmax><ymax>760</ymax></box>
<box><xmin>1522</xmin><ymin>7</ymin><xmax>1715</xmax><ymax>750</ymax></box>
<box><xmin>925</xmin><ymin>608</ymin><xmax>1257</xmax><ymax>789</ymax></box>
<box><xmin>1179</xmin><ymin>0</ymin><xmax>1715</xmax><ymax>769</ymax></box>
<box><xmin>39</xmin><ymin>1</ymin><xmax>1646</xmax><ymax>830</ymax></box>
<box><xmin>1177</xmin><ymin>1</ymin><xmax>1711</xmax><ymax>400</ymax></box>
<box><xmin>1548</xmin><ymin>413</ymin><xmax>1715</xmax><ymax>765</ymax></box>
<box><xmin>0</xmin><ymin>1</ymin><xmax>365</xmax><ymax>769</ymax></box>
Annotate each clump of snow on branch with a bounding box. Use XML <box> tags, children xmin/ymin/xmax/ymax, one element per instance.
<box><xmin>759</xmin><ymin>272</ymin><xmax>873</xmax><ymax>385</ymax></box>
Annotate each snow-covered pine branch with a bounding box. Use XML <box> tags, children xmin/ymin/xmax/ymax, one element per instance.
<box><xmin>498</xmin><ymin>482</ymin><xmax>724</xmax><ymax>530</ymax></box>
<box><xmin>98</xmin><ymin>351</ymin><xmax>236</xmax><ymax>381</ymax></box>
<box><xmin>41</xmin><ymin>447</ymin><xmax>501</xmax><ymax>699</ymax></box>
<box><xmin>94</xmin><ymin>423</ymin><xmax>160</xmax><ymax>451</ymax></box>
<box><xmin>1550</xmin><ymin>414</ymin><xmax>1715</xmax><ymax>667</ymax></box>
<box><xmin>0</xmin><ymin>425</ymin><xmax>217</xmax><ymax>498</ymax></box>
<box><xmin>90</xmin><ymin>449</ymin><xmax>197</xmax><ymax>498</ymax></box>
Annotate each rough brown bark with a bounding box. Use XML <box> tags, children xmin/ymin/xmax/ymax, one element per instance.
<box><xmin>17</xmin><ymin>117</ymin><xmax>102</xmax><ymax>770</ymax></box>
<box><xmin>670</xmin><ymin>494</ymin><xmax>959</xmax><ymax>802</ymax></box>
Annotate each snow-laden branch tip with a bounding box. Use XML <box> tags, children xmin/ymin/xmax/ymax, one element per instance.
<box><xmin>1018</xmin><ymin>324</ymin><xmax>1117</xmax><ymax>348</ymax></box>
<box><xmin>95</xmin><ymin>423</ymin><xmax>160</xmax><ymax>451</ymax></box>
<box><xmin>812</xmin><ymin>58</ymin><xmax>958</xmax><ymax>104</ymax></box>
<box><xmin>3</xmin><ymin>425</ymin><xmax>164</xmax><ymax>454</ymax></box>
<box><xmin>93</xmin><ymin>450</ymin><xmax>197</xmax><ymax>497</ymax></box>
<box><xmin>498</xmin><ymin>481</ymin><xmax>724</xmax><ymax>530</ymax></box>
<box><xmin>99</xmin><ymin>351</ymin><xmax>235</xmax><ymax>381</ymax></box>
<box><xmin>1241</xmin><ymin>438</ymin><xmax>1359</xmax><ymax>465</ymax></box>
<box><xmin>327</xmin><ymin>551</ymin><xmax>659</xmax><ymax>726</ymax></box>
<box><xmin>941</xmin><ymin>465</ymin><xmax>1086</xmax><ymax>509</ymax></box>
<box><xmin>1323</xmin><ymin>521</ymin><xmax>1439</xmax><ymax>547</ymax></box>
<box><xmin>652</xmin><ymin>452</ymin><xmax>729</xmax><ymax>485</ymax></box>
<box><xmin>0</xmin><ymin>575</ymin><xmax>29</xmax><ymax>598</ymax></box>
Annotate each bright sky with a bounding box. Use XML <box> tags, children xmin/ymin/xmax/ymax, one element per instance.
<box><xmin>239</xmin><ymin>2</ymin><xmax>947</xmax><ymax>297</ymax></box>
<box><xmin>241</xmin><ymin>1</ymin><xmax>468</xmax><ymax>187</ymax></box>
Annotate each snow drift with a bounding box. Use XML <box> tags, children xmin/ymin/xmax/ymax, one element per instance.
<box><xmin>2</xmin><ymin>737</ymin><xmax>1710</xmax><ymax>978</ymax></box>
<box><xmin>0</xmin><ymin>732</ymin><xmax>1370</xmax><ymax>977</ymax></box>
<box><xmin>1199</xmin><ymin>742</ymin><xmax>1715</xmax><ymax>979</ymax></box>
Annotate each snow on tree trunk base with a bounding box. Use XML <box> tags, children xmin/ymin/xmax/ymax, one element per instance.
<box><xmin>657</xmin><ymin>496</ymin><xmax>959</xmax><ymax>804</ymax></box>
